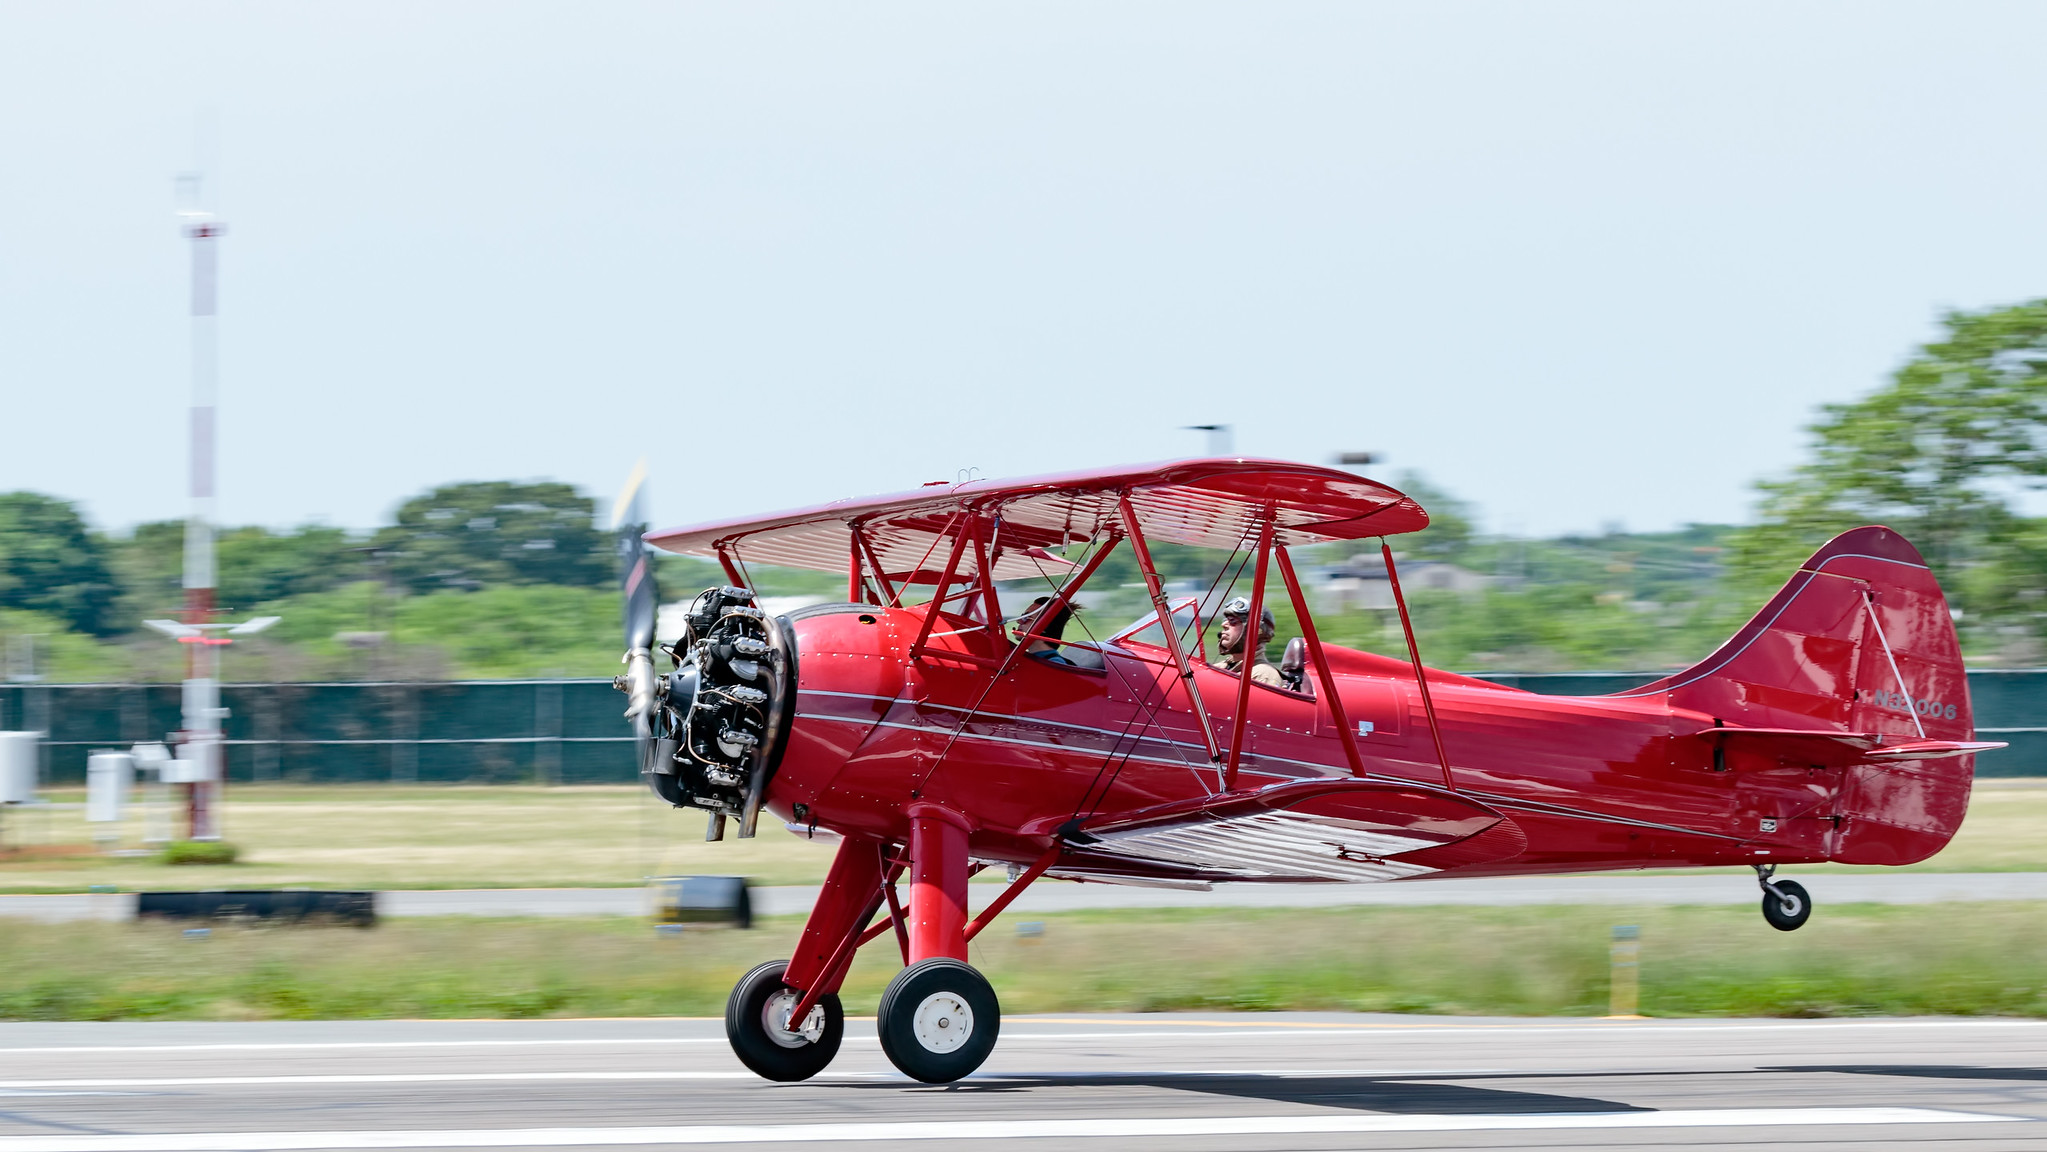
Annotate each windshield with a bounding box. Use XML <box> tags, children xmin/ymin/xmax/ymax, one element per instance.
<box><xmin>1109</xmin><ymin>598</ymin><xmax>1205</xmax><ymax>660</ymax></box>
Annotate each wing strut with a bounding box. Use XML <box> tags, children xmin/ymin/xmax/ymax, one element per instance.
<box><xmin>851</xmin><ymin>525</ymin><xmax>900</xmax><ymax>608</ymax></box>
<box><xmin>1223</xmin><ymin>510</ymin><xmax>1273</xmax><ymax>790</ymax></box>
<box><xmin>1117</xmin><ymin>493</ymin><xmax>1225</xmax><ymax>766</ymax></box>
<box><xmin>1274</xmin><ymin>545</ymin><xmax>1367</xmax><ymax>777</ymax></box>
<box><xmin>1382</xmin><ymin>540</ymin><xmax>1456</xmax><ymax>793</ymax></box>
<box><xmin>716</xmin><ymin>546</ymin><xmax>747</xmax><ymax>590</ymax></box>
<box><xmin>909</xmin><ymin>514</ymin><xmax>974</xmax><ymax>661</ymax></box>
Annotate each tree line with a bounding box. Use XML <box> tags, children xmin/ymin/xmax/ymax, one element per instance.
<box><xmin>0</xmin><ymin>481</ymin><xmax>631</xmax><ymax>681</ymax></box>
<box><xmin>5</xmin><ymin>296</ymin><xmax>2045</xmax><ymax>678</ymax></box>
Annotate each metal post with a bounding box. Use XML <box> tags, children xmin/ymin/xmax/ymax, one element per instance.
<box><xmin>1609</xmin><ymin>925</ymin><xmax>1642</xmax><ymax>1018</ymax></box>
<box><xmin>390</xmin><ymin>684</ymin><xmax>418</xmax><ymax>784</ymax></box>
<box><xmin>179</xmin><ymin>199</ymin><xmax>225</xmax><ymax>841</ymax></box>
<box><xmin>535</xmin><ymin>681</ymin><xmax>562</xmax><ymax>786</ymax></box>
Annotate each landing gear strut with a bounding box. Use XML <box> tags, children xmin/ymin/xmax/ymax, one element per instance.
<box><xmin>724</xmin><ymin>815</ymin><xmax>1036</xmax><ymax>1084</ymax></box>
<box><xmin>1755</xmin><ymin>864</ymin><xmax>1812</xmax><ymax>932</ymax></box>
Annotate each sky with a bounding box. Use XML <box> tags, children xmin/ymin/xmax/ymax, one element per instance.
<box><xmin>3</xmin><ymin>1</ymin><xmax>2045</xmax><ymax>539</ymax></box>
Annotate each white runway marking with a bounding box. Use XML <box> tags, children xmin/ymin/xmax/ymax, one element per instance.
<box><xmin>0</xmin><ymin>1073</ymin><xmax>758</xmax><ymax>1089</ymax></box>
<box><xmin>0</xmin><ymin>1039</ymin><xmax>724</xmax><ymax>1056</ymax></box>
<box><xmin>0</xmin><ymin>1069</ymin><xmax>1547</xmax><ymax>1090</ymax></box>
<box><xmin>7</xmin><ymin>1016</ymin><xmax>2046</xmax><ymax>1057</ymax></box>
<box><xmin>0</xmin><ymin>1109</ymin><xmax>2014</xmax><ymax>1149</ymax></box>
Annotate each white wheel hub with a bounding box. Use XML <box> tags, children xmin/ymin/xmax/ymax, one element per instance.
<box><xmin>763</xmin><ymin>989</ymin><xmax>825</xmax><ymax>1048</ymax></box>
<box><xmin>911</xmin><ymin>991</ymin><xmax>974</xmax><ymax>1054</ymax></box>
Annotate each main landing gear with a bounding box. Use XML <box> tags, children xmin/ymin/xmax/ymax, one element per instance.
<box><xmin>877</xmin><ymin>958</ymin><xmax>1001</xmax><ymax>1083</ymax></box>
<box><xmin>1755</xmin><ymin>864</ymin><xmax>1812</xmax><ymax>931</ymax></box>
<box><xmin>724</xmin><ymin>806</ymin><xmax>1034</xmax><ymax>1084</ymax></box>
<box><xmin>725</xmin><ymin>961</ymin><xmax>844</xmax><ymax>1082</ymax></box>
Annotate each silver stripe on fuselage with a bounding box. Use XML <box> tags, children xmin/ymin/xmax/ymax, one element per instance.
<box><xmin>792</xmin><ymin>691</ymin><xmax>1744</xmax><ymax>844</ymax></box>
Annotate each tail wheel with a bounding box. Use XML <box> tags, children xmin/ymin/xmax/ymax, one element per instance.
<box><xmin>725</xmin><ymin>961</ymin><xmax>843</xmax><ymax>1082</ymax></box>
<box><xmin>877</xmin><ymin>958</ymin><xmax>1000</xmax><ymax>1083</ymax></box>
<box><xmin>1761</xmin><ymin>879</ymin><xmax>1812</xmax><ymax>932</ymax></box>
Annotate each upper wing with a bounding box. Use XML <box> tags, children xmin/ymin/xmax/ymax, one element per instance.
<box><xmin>1044</xmin><ymin>779</ymin><xmax>1525</xmax><ymax>885</ymax></box>
<box><xmin>643</xmin><ymin>457</ymin><xmax>1429</xmax><ymax>581</ymax></box>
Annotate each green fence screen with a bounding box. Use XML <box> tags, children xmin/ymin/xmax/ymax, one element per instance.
<box><xmin>3</xmin><ymin>671</ymin><xmax>2044</xmax><ymax>784</ymax></box>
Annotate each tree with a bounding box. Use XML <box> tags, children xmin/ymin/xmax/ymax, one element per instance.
<box><xmin>0</xmin><ymin>492</ymin><xmax>118</xmax><ymax>635</ymax></box>
<box><xmin>1390</xmin><ymin>471</ymin><xmax>1476</xmax><ymax>562</ymax></box>
<box><xmin>1730</xmin><ymin>298</ymin><xmax>2047</xmax><ymax>614</ymax></box>
<box><xmin>104</xmin><ymin>521</ymin><xmax>186</xmax><ymax>622</ymax></box>
<box><xmin>215</xmin><ymin>525</ymin><xmax>366</xmax><ymax>607</ymax></box>
<box><xmin>105</xmin><ymin>521</ymin><xmax>371</xmax><ymax>620</ymax></box>
<box><xmin>372</xmin><ymin>481</ymin><xmax>611</xmax><ymax>593</ymax></box>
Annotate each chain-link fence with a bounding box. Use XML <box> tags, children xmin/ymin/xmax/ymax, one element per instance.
<box><xmin>4</xmin><ymin>671</ymin><xmax>2046</xmax><ymax>785</ymax></box>
<box><xmin>0</xmin><ymin>680</ymin><xmax>630</xmax><ymax>785</ymax></box>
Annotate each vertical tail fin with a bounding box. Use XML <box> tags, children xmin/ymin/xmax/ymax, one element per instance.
<box><xmin>1620</xmin><ymin>526</ymin><xmax>1980</xmax><ymax>865</ymax></box>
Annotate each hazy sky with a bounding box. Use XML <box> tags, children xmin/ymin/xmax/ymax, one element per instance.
<box><xmin>4</xmin><ymin>2</ymin><xmax>2045</xmax><ymax>539</ymax></box>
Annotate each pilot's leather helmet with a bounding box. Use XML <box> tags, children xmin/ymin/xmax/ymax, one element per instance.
<box><xmin>1219</xmin><ymin>596</ymin><xmax>1276</xmax><ymax>641</ymax></box>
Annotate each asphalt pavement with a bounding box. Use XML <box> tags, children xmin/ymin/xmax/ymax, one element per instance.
<box><xmin>9</xmin><ymin>871</ymin><xmax>2047</xmax><ymax>921</ymax></box>
<box><xmin>1</xmin><ymin>1014</ymin><xmax>2044</xmax><ymax>1149</ymax></box>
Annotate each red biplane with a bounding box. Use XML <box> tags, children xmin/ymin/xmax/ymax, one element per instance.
<box><xmin>615</xmin><ymin>458</ymin><xmax>2000</xmax><ymax>1084</ymax></box>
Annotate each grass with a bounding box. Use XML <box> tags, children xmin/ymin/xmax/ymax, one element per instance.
<box><xmin>0</xmin><ymin>786</ymin><xmax>835</xmax><ymax>894</ymax></box>
<box><xmin>160</xmin><ymin>841</ymin><xmax>240</xmax><ymax>866</ymax></box>
<box><xmin>3</xmin><ymin>779</ymin><xmax>2046</xmax><ymax>894</ymax></box>
<box><xmin>7</xmin><ymin>904</ymin><xmax>2047</xmax><ymax>1021</ymax></box>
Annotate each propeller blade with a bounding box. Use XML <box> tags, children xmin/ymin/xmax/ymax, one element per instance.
<box><xmin>616</xmin><ymin>459</ymin><xmax>658</xmax><ymax>652</ymax></box>
<box><xmin>614</xmin><ymin>458</ymin><xmax>662</xmax><ymax>774</ymax></box>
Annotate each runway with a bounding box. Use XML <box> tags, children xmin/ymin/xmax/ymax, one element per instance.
<box><xmin>12</xmin><ymin>871</ymin><xmax>2047</xmax><ymax>922</ymax></box>
<box><xmin>2</xmin><ymin>1015</ymin><xmax>2045</xmax><ymax>1150</ymax></box>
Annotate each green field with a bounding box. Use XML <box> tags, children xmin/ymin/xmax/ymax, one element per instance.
<box><xmin>3</xmin><ymin>779</ymin><xmax>2045</xmax><ymax>894</ymax></box>
<box><xmin>0</xmin><ymin>786</ymin><xmax>835</xmax><ymax>893</ymax></box>
<box><xmin>7</xmin><ymin>903</ymin><xmax>2047</xmax><ymax>1021</ymax></box>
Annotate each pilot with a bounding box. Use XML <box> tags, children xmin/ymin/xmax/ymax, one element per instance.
<box><xmin>1215</xmin><ymin>597</ymin><xmax>1283</xmax><ymax>687</ymax></box>
<box><xmin>1014</xmin><ymin>596</ymin><xmax>1077</xmax><ymax>666</ymax></box>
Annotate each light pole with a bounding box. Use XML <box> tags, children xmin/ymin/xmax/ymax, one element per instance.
<box><xmin>1184</xmin><ymin>424</ymin><xmax>1234</xmax><ymax>456</ymax></box>
<box><xmin>147</xmin><ymin>173</ymin><xmax>278</xmax><ymax>841</ymax></box>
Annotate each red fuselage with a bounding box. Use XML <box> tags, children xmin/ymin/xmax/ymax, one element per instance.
<box><xmin>762</xmin><ymin>601</ymin><xmax>1930</xmax><ymax>882</ymax></box>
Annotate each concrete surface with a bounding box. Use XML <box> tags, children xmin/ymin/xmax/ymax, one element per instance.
<box><xmin>1</xmin><ymin>1014</ymin><xmax>2044</xmax><ymax>1149</ymax></box>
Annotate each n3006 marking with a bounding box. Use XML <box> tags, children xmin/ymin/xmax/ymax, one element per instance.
<box><xmin>1866</xmin><ymin>689</ymin><xmax>1957</xmax><ymax>721</ymax></box>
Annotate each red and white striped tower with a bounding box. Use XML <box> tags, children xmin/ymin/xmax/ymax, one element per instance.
<box><xmin>145</xmin><ymin>177</ymin><xmax>279</xmax><ymax>840</ymax></box>
<box><xmin>180</xmin><ymin>207</ymin><xmax>225</xmax><ymax>841</ymax></box>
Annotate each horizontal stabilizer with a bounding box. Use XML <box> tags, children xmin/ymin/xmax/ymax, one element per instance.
<box><xmin>1051</xmin><ymin>779</ymin><xmax>1523</xmax><ymax>884</ymax></box>
<box><xmin>1696</xmin><ymin>726</ymin><xmax>2006</xmax><ymax>767</ymax></box>
<box><xmin>1864</xmin><ymin>739</ymin><xmax>2009</xmax><ymax>762</ymax></box>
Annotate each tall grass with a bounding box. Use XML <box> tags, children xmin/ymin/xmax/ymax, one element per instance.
<box><xmin>7</xmin><ymin>904</ymin><xmax>2047</xmax><ymax>1021</ymax></box>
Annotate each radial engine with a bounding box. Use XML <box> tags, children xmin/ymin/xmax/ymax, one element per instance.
<box><xmin>618</xmin><ymin>585</ymin><xmax>791</xmax><ymax>838</ymax></box>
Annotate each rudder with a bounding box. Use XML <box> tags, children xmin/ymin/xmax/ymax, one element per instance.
<box><xmin>1621</xmin><ymin>527</ymin><xmax>1980</xmax><ymax>865</ymax></box>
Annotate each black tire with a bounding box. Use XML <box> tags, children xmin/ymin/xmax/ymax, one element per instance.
<box><xmin>725</xmin><ymin>961</ymin><xmax>843</xmax><ymax>1082</ymax></box>
<box><xmin>1761</xmin><ymin>879</ymin><xmax>1812</xmax><ymax>932</ymax></box>
<box><xmin>876</xmin><ymin>958</ymin><xmax>1000</xmax><ymax>1083</ymax></box>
